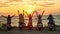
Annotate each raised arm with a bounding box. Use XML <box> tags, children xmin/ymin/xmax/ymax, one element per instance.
<box><xmin>18</xmin><ymin>10</ymin><xmax>20</xmax><ymax>16</ymax></box>
<box><xmin>23</xmin><ymin>10</ymin><xmax>24</xmax><ymax>16</ymax></box>
<box><xmin>31</xmin><ymin>11</ymin><xmax>35</xmax><ymax>16</ymax></box>
<box><xmin>11</xmin><ymin>14</ymin><xmax>15</xmax><ymax>18</ymax></box>
<box><xmin>35</xmin><ymin>10</ymin><xmax>39</xmax><ymax>17</ymax></box>
<box><xmin>25</xmin><ymin>11</ymin><xmax>29</xmax><ymax>16</ymax></box>
<box><xmin>1</xmin><ymin>15</ymin><xmax>7</xmax><ymax>18</ymax></box>
<box><xmin>41</xmin><ymin>10</ymin><xmax>45</xmax><ymax>17</ymax></box>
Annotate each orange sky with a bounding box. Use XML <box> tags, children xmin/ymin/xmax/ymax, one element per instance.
<box><xmin>0</xmin><ymin>0</ymin><xmax>60</xmax><ymax>16</ymax></box>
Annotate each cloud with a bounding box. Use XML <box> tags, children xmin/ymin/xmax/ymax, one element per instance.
<box><xmin>0</xmin><ymin>1</ymin><xmax>23</xmax><ymax>7</ymax></box>
<box><xmin>45</xmin><ymin>2</ymin><xmax>55</xmax><ymax>5</ymax></box>
<box><xmin>0</xmin><ymin>0</ymin><xmax>9</xmax><ymax>3</ymax></box>
<box><xmin>0</xmin><ymin>0</ymin><xmax>56</xmax><ymax>8</ymax></box>
<box><xmin>9</xmin><ymin>0</ymin><xmax>22</xmax><ymax>2</ymax></box>
<box><xmin>33</xmin><ymin>1</ymin><xmax>55</xmax><ymax>7</ymax></box>
<box><xmin>0</xmin><ymin>2</ymin><xmax>9</xmax><ymax>7</ymax></box>
<box><xmin>40</xmin><ymin>2</ymin><xmax>55</xmax><ymax>7</ymax></box>
<box><xmin>0</xmin><ymin>0</ymin><xmax>11</xmax><ymax>7</ymax></box>
<box><xmin>0</xmin><ymin>0</ymin><xmax>23</xmax><ymax>8</ymax></box>
<box><xmin>0</xmin><ymin>0</ymin><xmax>17</xmax><ymax>7</ymax></box>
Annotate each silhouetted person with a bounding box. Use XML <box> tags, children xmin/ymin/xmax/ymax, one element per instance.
<box><xmin>35</xmin><ymin>10</ymin><xmax>44</xmax><ymax>30</ymax></box>
<box><xmin>26</xmin><ymin>11</ymin><xmax>35</xmax><ymax>30</ymax></box>
<box><xmin>47</xmin><ymin>14</ymin><xmax>55</xmax><ymax>24</ymax></box>
<box><xmin>47</xmin><ymin>14</ymin><xmax>56</xmax><ymax>31</ymax></box>
<box><xmin>2</xmin><ymin>15</ymin><xmax>15</xmax><ymax>31</ymax></box>
<box><xmin>18</xmin><ymin>10</ymin><xmax>25</xmax><ymax>30</ymax></box>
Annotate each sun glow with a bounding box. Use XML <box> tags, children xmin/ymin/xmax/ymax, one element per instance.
<box><xmin>0</xmin><ymin>0</ymin><xmax>60</xmax><ymax>15</ymax></box>
<box><xmin>26</xmin><ymin>9</ymin><xmax>34</xmax><ymax>14</ymax></box>
<box><xmin>24</xmin><ymin>6</ymin><xmax>36</xmax><ymax>14</ymax></box>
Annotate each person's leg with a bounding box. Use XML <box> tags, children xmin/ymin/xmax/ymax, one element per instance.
<box><xmin>7</xmin><ymin>25</ymin><xmax>11</xmax><ymax>31</ymax></box>
<box><xmin>19</xmin><ymin>27</ymin><xmax>22</xmax><ymax>30</ymax></box>
<box><xmin>7</xmin><ymin>27</ymin><xmax>11</xmax><ymax>31</ymax></box>
<box><xmin>19</xmin><ymin>22</ymin><xmax>23</xmax><ymax>30</ymax></box>
<box><xmin>23</xmin><ymin>23</ymin><xmax>26</xmax><ymax>30</ymax></box>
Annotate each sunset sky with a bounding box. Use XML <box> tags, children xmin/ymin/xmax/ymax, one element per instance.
<box><xmin>0</xmin><ymin>0</ymin><xmax>60</xmax><ymax>16</ymax></box>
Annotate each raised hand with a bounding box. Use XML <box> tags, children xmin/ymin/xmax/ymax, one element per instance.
<box><xmin>41</xmin><ymin>10</ymin><xmax>45</xmax><ymax>17</ymax></box>
<box><xmin>31</xmin><ymin>11</ymin><xmax>36</xmax><ymax>16</ymax></box>
<box><xmin>1</xmin><ymin>15</ymin><xmax>7</xmax><ymax>18</ymax></box>
<box><xmin>25</xmin><ymin>11</ymin><xmax>29</xmax><ymax>16</ymax></box>
<box><xmin>35</xmin><ymin>10</ymin><xmax>38</xmax><ymax>17</ymax></box>
<box><xmin>23</xmin><ymin>10</ymin><xmax>25</xmax><ymax>15</ymax></box>
<box><xmin>18</xmin><ymin>10</ymin><xmax>20</xmax><ymax>16</ymax></box>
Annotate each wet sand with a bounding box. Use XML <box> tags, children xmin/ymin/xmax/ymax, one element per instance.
<box><xmin>0</xmin><ymin>27</ymin><xmax>60</xmax><ymax>34</ymax></box>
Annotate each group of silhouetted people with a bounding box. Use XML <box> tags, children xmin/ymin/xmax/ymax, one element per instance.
<box><xmin>1</xmin><ymin>10</ymin><xmax>55</xmax><ymax>31</ymax></box>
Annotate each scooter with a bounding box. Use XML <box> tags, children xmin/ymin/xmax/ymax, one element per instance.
<box><xmin>48</xmin><ymin>23</ymin><xmax>56</xmax><ymax>31</ymax></box>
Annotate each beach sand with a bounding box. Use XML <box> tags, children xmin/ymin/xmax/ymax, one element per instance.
<box><xmin>0</xmin><ymin>27</ymin><xmax>60</xmax><ymax>34</ymax></box>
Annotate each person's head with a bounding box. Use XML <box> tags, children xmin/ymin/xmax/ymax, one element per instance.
<box><xmin>28</xmin><ymin>14</ymin><xmax>32</xmax><ymax>18</ymax></box>
<box><xmin>8</xmin><ymin>15</ymin><xmax>10</xmax><ymax>17</ymax></box>
<box><xmin>20</xmin><ymin>14</ymin><xmax>23</xmax><ymax>16</ymax></box>
<box><xmin>29</xmin><ymin>14</ymin><xmax>31</xmax><ymax>16</ymax></box>
<box><xmin>38</xmin><ymin>14</ymin><xmax>41</xmax><ymax>17</ymax></box>
<box><xmin>49</xmin><ymin>14</ymin><xmax>53</xmax><ymax>17</ymax></box>
<box><xmin>19</xmin><ymin>14</ymin><xmax>23</xmax><ymax>16</ymax></box>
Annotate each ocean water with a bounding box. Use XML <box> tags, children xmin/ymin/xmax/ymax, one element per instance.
<box><xmin>0</xmin><ymin>15</ymin><xmax>60</xmax><ymax>27</ymax></box>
